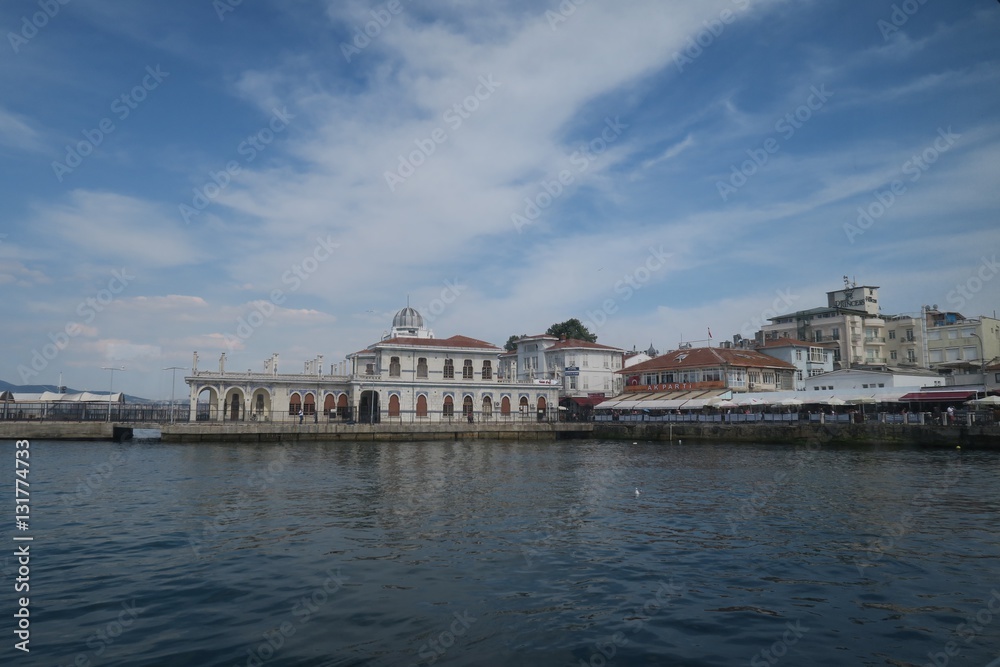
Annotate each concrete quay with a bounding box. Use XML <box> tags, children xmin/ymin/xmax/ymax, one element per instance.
<box><xmin>0</xmin><ymin>421</ymin><xmax>594</xmax><ymax>443</ymax></box>
<box><xmin>2</xmin><ymin>421</ymin><xmax>998</xmax><ymax>447</ymax></box>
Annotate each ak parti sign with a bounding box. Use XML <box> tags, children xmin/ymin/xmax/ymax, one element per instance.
<box><xmin>624</xmin><ymin>381</ymin><xmax>725</xmax><ymax>393</ymax></box>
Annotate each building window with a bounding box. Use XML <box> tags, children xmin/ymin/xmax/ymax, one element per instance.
<box><xmin>907</xmin><ymin>350</ymin><xmax>916</xmax><ymax>363</ymax></box>
<box><xmin>442</xmin><ymin>396</ymin><xmax>454</xmax><ymax>417</ymax></box>
<box><xmin>482</xmin><ymin>361</ymin><xmax>492</xmax><ymax>380</ymax></box>
<box><xmin>890</xmin><ymin>351</ymin><xmax>897</xmax><ymax>360</ymax></box>
<box><xmin>929</xmin><ymin>350</ymin><xmax>943</xmax><ymax>363</ymax></box>
<box><xmin>569</xmin><ymin>376</ymin><xmax>577</xmax><ymax>390</ymax></box>
<box><xmin>582</xmin><ymin>377</ymin><xmax>589</xmax><ymax>390</ymax></box>
<box><xmin>417</xmin><ymin>358</ymin><xmax>428</xmax><ymax>378</ymax></box>
<box><xmin>365</xmin><ymin>362</ymin><xmax>375</xmax><ymax>375</ymax></box>
<box><xmin>906</xmin><ymin>329</ymin><xmax>915</xmax><ymax>341</ymax></box>
<box><xmin>795</xmin><ymin>350</ymin><xmax>803</xmax><ymax>361</ymax></box>
<box><xmin>888</xmin><ymin>330</ymin><xmax>896</xmax><ymax>340</ymax></box>
<box><xmin>501</xmin><ymin>396</ymin><xmax>511</xmax><ymax>415</ymax></box>
<box><xmin>946</xmin><ymin>348</ymin><xmax>961</xmax><ymax>361</ymax></box>
<box><xmin>388</xmin><ymin>394</ymin><xmax>400</xmax><ymax>417</ymax></box>
<box><xmin>831</xmin><ymin>327</ymin><xmax>840</xmax><ymax>340</ymax></box>
<box><xmin>963</xmin><ymin>346</ymin><xmax>979</xmax><ymax>360</ymax></box>
<box><xmin>463</xmin><ymin>359</ymin><xmax>474</xmax><ymax>379</ymax></box>
<box><xmin>389</xmin><ymin>357</ymin><xmax>401</xmax><ymax>377</ymax></box>
<box><xmin>482</xmin><ymin>396</ymin><xmax>493</xmax><ymax>418</ymax></box>
<box><xmin>444</xmin><ymin>359</ymin><xmax>454</xmax><ymax>379</ymax></box>
<box><xmin>289</xmin><ymin>393</ymin><xmax>301</xmax><ymax>416</ymax></box>
<box><xmin>582</xmin><ymin>356</ymin><xmax>588</xmax><ymax>367</ymax></box>
<box><xmin>814</xmin><ymin>330</ymin><xmax>823</xmax><ymax>342</ymax></box>
<box><xmin>416</xmin><ymin>395</ymin><xmax>428</xmax><ymax>417</ymax></box>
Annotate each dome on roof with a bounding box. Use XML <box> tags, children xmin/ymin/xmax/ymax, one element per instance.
<box><xmin>392</xmin><ymin>306</ymin><xmax>424</xmax><ymax>330</ymax></box>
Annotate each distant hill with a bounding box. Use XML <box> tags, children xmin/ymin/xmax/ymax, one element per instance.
<box><xmin>0</xmin><ymin>380</ymin><xmax>152</xmax><ymax>403</ymax></box>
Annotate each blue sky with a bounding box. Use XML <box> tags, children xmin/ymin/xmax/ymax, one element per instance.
<box><xmin>2</xmin><ymin>0</ymin><xmax>999</xmax><ymax>399</ymax></box>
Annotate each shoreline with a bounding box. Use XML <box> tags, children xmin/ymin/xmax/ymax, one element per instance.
<box><xmin>2</xmin><ymin>421</ymin><xmax>999</xmax><ymax>447</ymax></box>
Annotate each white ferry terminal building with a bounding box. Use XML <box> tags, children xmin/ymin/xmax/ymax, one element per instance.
<box><xmin>185</xmin><ymin>307</ymin><xmax>560</xmax><ymax>423</ymax></box>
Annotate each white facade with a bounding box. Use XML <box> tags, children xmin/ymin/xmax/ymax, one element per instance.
<box><xmin>511</xmin><ymin>335</ymin><xmax>625</xmax><ymax>398</ymax></box>
<box><xmin>804</xmin><ymin>368</ymin><xmax>942</xmax><ymax>394</ymax></box>
<box><xmin>758</xmin><ymin>342</ymin><xmax>835</xmax><ymax>391</ymax></box>
<box><xmin>186</xmin><ymin>307</ymin><xmax>559</xmax><ymax>423</ymax></box>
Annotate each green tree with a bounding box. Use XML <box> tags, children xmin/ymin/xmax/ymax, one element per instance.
<box><xmin>546</xmin><ymin>318</ymin><xmax>597</xmax><ymax>343</ymax></box>
<box><xmin>504</xmin><ymin>334</ymin><xmax>527</xmax><ymax>352</ymax></box>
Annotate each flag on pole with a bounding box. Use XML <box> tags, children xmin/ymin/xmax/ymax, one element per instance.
<box><xmin>707</xmin><ymin>327</ymin><xmax>713</xmax><ymax>339</ymax></box>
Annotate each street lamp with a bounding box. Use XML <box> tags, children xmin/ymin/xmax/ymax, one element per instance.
<box><xmin>101</xmin><ymin>366</ymin><xmax>125</xmax><ymax>422</ymax></box>
<box><xmin>163</xmin><ymin>366</ymin><xmax>184</xmax><ymax>424</ymax></box>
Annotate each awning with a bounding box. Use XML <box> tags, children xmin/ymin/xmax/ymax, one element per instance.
<box><xmin>561</xmin><ymin>396</ymin><xmax>607</xmax><ymax>408</ymax></box>
<box><xmin>898</xmin><ymin>390</ymin><xmax>977</xmax><ymax>402</ymax></box>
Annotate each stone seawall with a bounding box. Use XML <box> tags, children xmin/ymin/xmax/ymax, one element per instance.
<box><xmin>3</xmin><ymin>421</ymin><xmax>998</xmax><ymax>447</ymax></box>
<box><xmin>592</xmin><ymin>422</ymin><xmax>1000</xmax><ymax>448</ymax></box>
<box><xmin>0</xmin><ymin>421</ymin><xmax>593</xmax><ymax>443</ymax></box>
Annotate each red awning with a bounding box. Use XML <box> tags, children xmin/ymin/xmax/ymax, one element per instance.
<box><xmin>898</xmin><ymin>390</ymin><xmax>977</xmax><ymax>402</ymax></box>
<box><xmin>562</xmin><ymin>396</ymin><xmax>607</xmax><ymax>407</ymax></box>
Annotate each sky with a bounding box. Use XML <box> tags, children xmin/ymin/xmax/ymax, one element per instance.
<box><xmin>1</xmin><ymin>0</ymin><xmax>999</xmax><ymax>399</ymax></box>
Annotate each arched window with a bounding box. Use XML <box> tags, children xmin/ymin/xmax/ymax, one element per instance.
<box><xmin>289</xmin><ymin>393</ymin><xmax>302</xmax><ymax>417</ymax></box>
<box><xmin>463</xmin><ymin>359</ymin><xmax>474</xmax><ymax>379</ymax></box>
<box><xmin>501</xmin><ymin>396</ymin><xmax>511</xmax><ymax>416</ymax></box>
<box><xmin>304</xmin><ymin>393</ymin><xmax>316</xmax><ymax>415</ymax></box>
<box><xmin>444</xmin><ymin>359</ymin><xmax>454</xmax><ymax>379</ymax></box>
<box><xmin>482</xmin><ymin>360</ymin><xmax>492</xmax><ymax>380</ymax></box>
<box><xmin>482</xmin><ymin>396</ymin><xmax>493</xmax><ymax>418</ymax></box>
<box><xmin>337</xmin><ymin>394</ymin><xmax>348</xmax><ymax>418</ymax></box>
<box><xmin>443</xmin><ymin>396</ymin><xmax>454</xmax><ymax>417</ymax></box>
<box><xmin>463</xmin><ymin>396</ymin><xmax>474</xmax><ymax>417</ymax></box>
<box><xmin>388</xmin><ymin>394</ymin><xmax>400</xmax><ymax>417</ymax></box>
<box><xmin>519</xmin><ymin>396</ymin><xmax>529</xmax><ymax>414</ymax></box>
<box><xmin>417</xmin><ymin>357</ymin><xmax>428</xmax><ymax>378</ymax></box>
<box><xmin>389</xmin><ymin>357</ymin><xmax>401</xmax><ymax>378</ymax></box>
<box><xmin>416</xmin><ymin>394</ymin><xmax>428</xmax><ymax>418</ymax></box>
<box><xmin>323</xmin><ymin>394</ymin><xmax>335</xmax><ymax>416</ymax></box>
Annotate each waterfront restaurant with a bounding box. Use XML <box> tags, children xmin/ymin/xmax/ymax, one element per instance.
<box><xmin>595</xmin><ymin>346</ymin><xmax>797</xmax><ymax>413</ymax></box>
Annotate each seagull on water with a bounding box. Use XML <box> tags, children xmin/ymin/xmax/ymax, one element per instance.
<box><xmin>635</xmin><ymin>487</ymin><xmax>641</xmax><ymax>497</ymax></box>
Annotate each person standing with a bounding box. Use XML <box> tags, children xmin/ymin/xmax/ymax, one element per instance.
<box><xmin>299</xmin><ymin>408</ymin><xmax>304</xmax><ymax>424</ymax></box>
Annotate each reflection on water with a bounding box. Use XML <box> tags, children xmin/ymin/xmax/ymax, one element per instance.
<box><xmin>5</xmin><ymin>439</ymin><xmax>1000</xmax><ymax>666</ymax></box>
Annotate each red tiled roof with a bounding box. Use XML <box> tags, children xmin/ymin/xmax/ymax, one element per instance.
<box><xmin>373</xmin><ymin>335</ymin><xmax>501</xmax><ymax>350</ymax></box>
<box><xmin>620</xmin><ymin>346</ymin><xmax>796</xmax><ymax>373</ymax></box>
